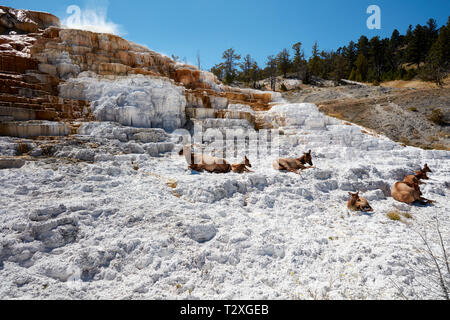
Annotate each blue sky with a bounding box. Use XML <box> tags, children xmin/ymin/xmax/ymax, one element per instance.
<box><xmin>7</xmin><ymin>0</ymin><xmax>450</xmax><ymax>69</ymax></box>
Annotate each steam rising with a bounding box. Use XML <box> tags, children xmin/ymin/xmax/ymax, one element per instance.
<box><xmin>62</xmin><ymin>5</ymin><xmax>123</xmax><ymax>35</ymax></box>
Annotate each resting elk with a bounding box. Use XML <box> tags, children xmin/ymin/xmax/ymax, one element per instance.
<box><xmin>391</xmin><ymin>181</ymin><xmax>433</xmax><ymax>205</ymax></box>
<box><xmin>179</xmin><ymin>145</ymin><xmax>231</xmax><ymax>174</ymax></box>
<box><xmin>272</xmin><ymin>150</ymin><xmax>315</xmax><ymax>174</ymax></box>
<box><xmin>231</xmin><ymin>156</ymin><xmax>253</xmax><ymax>174</ymax></box>
<box><xmin>403</xmin><ymin>164</ymin><xmax>432</xmax><ymax>186</ymax></box>
<box><xmin>347</xmin><ymin>192</ymin><xmax>374</xmax><ymax>212</ymax></box>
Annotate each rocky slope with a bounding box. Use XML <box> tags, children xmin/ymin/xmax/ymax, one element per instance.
<box><xmin>283</xmin><ymin>82</ymin><xmax>450</xmax><ymax>150</ymax></box>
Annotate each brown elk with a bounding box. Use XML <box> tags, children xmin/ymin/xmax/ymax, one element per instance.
<box><xmin>272</xmin><ymin>150</ymin><xmax>315</xmax><ymax>174</ymax></box>
<box><xmin>391</xmin><ymin>181</ymin><xmax>433</xmax><ymax>205</ymax></box>
<box><xmin>231</xmin><ymin>156</ymin><xmax>253</xmax><ymax>174</ymax></box>
<box><xmin>415</xmin><ymin>164</ymin><xmax>432</xmax><ymax>180</ymax></box>
<box><xmin>179</xmin><ymin>145</ymin><xmax>231</xmax><ymax>173</ymax></box>
<box><xmin>403</xmin><ymin>175</ymin><xmax>422</xmax><ymax>189</ymax></box>
<box><xmin>403</xmin><ymin>164</ymin><xmax>433</xmax><ymax>187</ymax></box>
<box><xmin>347</xmin><ymin>192</ymin><xmax>374</xmax><ymax>212</ymax></box>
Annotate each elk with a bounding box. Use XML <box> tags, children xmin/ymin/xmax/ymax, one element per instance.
<box><xmin>231</xmin><ymin>156</ymin><xmax>253</xmax><ymax>174</ymax></box>
<box><xmin>403</xmin><ymin>164</ymin><xmax>432</xmax><ymax>186</ymax></box>
<box><xmin>179</xmin><ymin>145</ymin><xmax>231</xmax><ymax>173</ymax></box>
<box><xmin>391</xmin><ymin>181</ymin><xmax>433</xmax><ymax>205</ymax></box>
<box><xmin>272</xmin><ymin>150</ymin><xmax>315</xmax><ymax>174</ymax></box>
<box><xmin>347</xmin><ymin>192</ymin><xmax>374</xmax><ymax>212</ymax></box>
<box><xmin>403</xmin><ymin>175</ymin><xmax>422</xmax><ymax>188</ymax></box>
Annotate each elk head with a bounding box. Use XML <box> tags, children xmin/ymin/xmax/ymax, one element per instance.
<box><xmin>303</xmin><ymin>150</ymin><xmax>313</xmax><ymax>166</ymax></box>
<box><xmin>348</xmin><ymin>192</ymin><xmax>360</xmax><ymax>202</ymax></box>
<box><xmin>422</xmin><ymin>164</ymin><xmax>432</xmax><ymax>173</ymax></box>
<box><xmin>244</xmin><ymin>156</ymin><xmax>252</xmax><ymax>168</ymax></box>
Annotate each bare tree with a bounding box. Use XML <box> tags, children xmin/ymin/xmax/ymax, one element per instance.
<box><xmin>196</xmin><ymin>50</ymin><xmax>201</xmax><ymax>70</ymax></box>
<box><xmin>392</xmin><ymin>217</ymin><xmax>450</xmax><ymax>300</ymax></box>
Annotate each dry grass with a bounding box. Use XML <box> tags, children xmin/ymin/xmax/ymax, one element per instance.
<box><xmin>380</xmin><ymin>76</ymin><xmax>450</xmax><ymax>89</ymax></box>
<box><xmin>387</xmin><ymin>210</ymin><xmax>413</xmax><ymax>222</ymax></box>
<box><xmin>326</xmin><ymin>112</ymin><xmax>345</xmax><ymax>120</ymax></box>
<box><xmin>401</xmin><ymin>212</ymin><xmax>413</xmax><ymax>220</ymax></box>
<box><xmin>429</xmin><ymin>109</ymin><xmax>446</xmax><ymax>126</ymax></box>
<box><xmin>431</xmin><ymin>143</ymin><xmax>450</xmax><ymax>151</ymax></box>
<box><xmin>387</xmin><ymin>211</ymin><xmax>402</xmax><ymax>221</ymax></box>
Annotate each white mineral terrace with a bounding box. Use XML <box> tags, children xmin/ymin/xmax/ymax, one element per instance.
<box><xmin>0</xmin><ymin>102</ymin><xmax>449</xmax><ymax>299</ymax></box>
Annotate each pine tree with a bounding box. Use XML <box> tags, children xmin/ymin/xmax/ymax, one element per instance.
<box><xmin>331</xmin><ymin>54</ymin><xmax>349</xmax><ymax>85</ymax></box>
<box><xmin>309</xmin><ymin>41</ymin><xmax>322</xmax><ymax>77</ymax></box>
<box><xmin>266</xmin><ymin>55</ymin><xmax>278</xmax><ymax>91</ymax></box>
<box><xmin>240</xmin><ymin>54</ymin><xmax>254</xmax><ymax>84</ymax></box>
<box><xmin>354</xmin><ymin>53</ymin><xmax>369</xmax><ymax>82</ymax></box>
<box><xmin>421</xmin><ymin>18</ymin><xmax>450</xmax><ymax>86</ymax></box>
<box><xmin>249</xmin><ymin>61</ymin><xmax>261</xmax><ymax>89</ymax></box>
<box><xmin>210</xmin><ymin>63</ymin><xmax>225</xmax><ymax>81</ymax></box>
<box><xmin>277</xmin><ymin>48</ymin><xmax>291</xmax><ymax>78</ymax></box>
<box><xmin>292</xmin><ymin>42</ymin><xmax>309</xmax><ymax>83</ymax></box>
<box><xmin>222</xmin><ymin>48</ymin><xmax>241</xmax><ymax>84</ymax></box>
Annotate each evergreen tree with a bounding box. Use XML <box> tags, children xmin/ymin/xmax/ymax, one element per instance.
<box><xmin>354</xmin><ymin>53</ymin><xmax>369</xmax><ymax>82</ymax></box>
<box><xmin>210</xmin><ymin>63</ymin><xmax>225</xmax><ymax>81</ymax></box>
<box><xmin>292</xmin><ymin>42</ymin><xmax>310</xmax><ymax>83</ymax></box>
<box><xmin>266</xmin><ymin>55</ymin><xmax>278</xmax><ymax>91</ymax></box>
<box><xmin>222</xmin><ymin>48</ymin><xmax>241</xmax><ymax>84</ymax></box>
<box><xmin>309</xmin><ymin>41</ymin><xmax>322</xmax><ymax>76</ymax></box>
<box><xmin>277</xmin><ymin>48</ymin><xmax>291</xmax><ymax>78</ymax></box>
<box><xmin>331</xmin><ymin>54</ymin><xmax>349</xmax><ymax>85</ymax></box>
<box><xmin>240</xmin><ymin>54</ymin><xmax>254</xmax><ymax>83</ymax></box>
<box><xmin>421</xmin><ymin>18</ymin><xmax>450</xmax><ymax>86</ymax></box>
<box><xmin>249</xmin><ymin>61</ymin><xmax>261</xmax><ymax>89</ymax></box>
<box><xmin>357</xmin><ymin>36</ymin><xmax>369</xmax><ymax>57</ymax></box>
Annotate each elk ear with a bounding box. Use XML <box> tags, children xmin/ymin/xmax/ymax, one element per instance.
<box><xmin>348</xmin><ymin>192</ymin><xmax>353</xmax><ymax>196</ymax></box>
<box><xmin>308</xmin><ymin>150</ymin><xmax>311</xmax><ymax>154</ymax></box>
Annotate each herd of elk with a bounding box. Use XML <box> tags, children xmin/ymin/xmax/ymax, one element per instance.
<box><xmin>178</xmin><ymin>146</ymin><xmax>436</xmax><ymax>209</ymax></box>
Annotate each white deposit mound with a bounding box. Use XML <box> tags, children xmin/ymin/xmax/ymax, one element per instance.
<box><xmin>59</xmin><ymin>73</ymin><xmax>187</xmax><ymax>131</ymax></box>
<box><xmin>0</xmin><ymin>103</ymin><xmax>449</xmax><ymax>300</ymax></box>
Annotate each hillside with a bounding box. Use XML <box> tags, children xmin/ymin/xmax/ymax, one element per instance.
<box><xmin>283</xmin><ymin>80</ymin><xmax>450</xmax><ymax>150</ymax></box>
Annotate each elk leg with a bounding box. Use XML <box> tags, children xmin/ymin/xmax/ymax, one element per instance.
<box><xmin>287</xmin><ymin>168</ymin><xmax>301</xmax><ymax>174</ymax></box>
<box><xmin>417</xmin><ymin>197</ymin><xmax>434</xmax><ymax>205</ymax></box>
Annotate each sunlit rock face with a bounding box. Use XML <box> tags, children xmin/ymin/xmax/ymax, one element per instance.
<box><xmin>59</xmin><ymin>73</ymin><xmax>186</xmax><ymax>131</ymax></box>
<box><xmin>29</xmin><ymin>25</ymin><xmax>280</xmax><ymax>131</ymax></box>
<box><xmin>1</xmin><ymin>5</ymin><xmax>281</xmax><ymax>137</ymax></box>
<box><xmin>0</xmin><ymin>6</ymin><xmax>60</xmax><ymax>35</ymax></box>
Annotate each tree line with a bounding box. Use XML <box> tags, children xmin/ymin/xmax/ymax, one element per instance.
<box><xmin>210</xmin><ymin>17</ymin><xmax>450</xmax><ymax>88</ymax></box>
